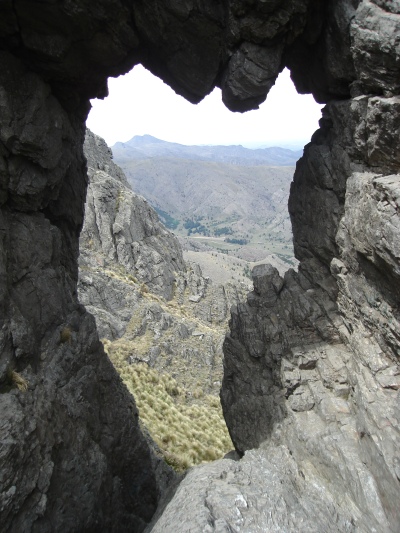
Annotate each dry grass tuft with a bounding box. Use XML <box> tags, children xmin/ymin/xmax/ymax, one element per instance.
<box><xmin>140</xmin><ymin>283</ymin><xmax>149</xmax><ymax>294</ymax></box>
<box><xmin>60</xmin><ymin>327</ymin><xmax>72</xmax><ymax>344</ymax></box>
<box><xmin>9</xmin><ymin>370</ymin><xmax>28</xmax><ymax>392</ymax></box>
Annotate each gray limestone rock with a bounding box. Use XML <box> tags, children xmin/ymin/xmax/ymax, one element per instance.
<box><xmin>351</xmin><ymin>1</ymin><xmax>400</xmax><ymax>97</ymax></box>
<box><xmin>81</xmin><ymin>130</ymin><xmax>185</xmax><ymax>303</ymax></box>
<box><xmin>148</xmin><ymin>445</ymin><xmax>368</xmax><ymax>532</ymax></box>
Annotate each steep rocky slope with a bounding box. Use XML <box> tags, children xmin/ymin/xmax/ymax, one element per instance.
<box><xmin>79</xmin><ymin>130</ymin><xmax>185</xmax><ymax>338</ymax></box>
<box><xmin>79</xmin><ymin>130</ymin><xmax>244</xmax><ymax>469</ymax></box>
<box><xmin>0</xmin><ymin>1</ymin><xmax>399</xmax><ymax>532</ymax></box>
<box><xmin>79</xmin><ymin>130</ymin><xmax>246</xmax><ymax>389</ymax></box>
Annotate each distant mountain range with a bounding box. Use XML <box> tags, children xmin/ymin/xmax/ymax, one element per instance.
<box><xmin>111</xmin><ymin>136</ymin><xmax>300</xmax><ymax>262</ymax></box>
<box><xmin>112</xmin><ymin>135</ymin><xmax>303</xmax><ymax>167</ymax></box>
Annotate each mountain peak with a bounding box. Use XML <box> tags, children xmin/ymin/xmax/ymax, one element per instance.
<box><xmin>126</xmin><ymin>134</ymin><xmax>166</xmax><ymax>145</ymax></box>
<box><xmin>112</xmin><ymin>136</ymin><xmax>302</xmax><ymax>166</ymax></box>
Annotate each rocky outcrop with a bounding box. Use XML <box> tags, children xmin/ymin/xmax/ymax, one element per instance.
<box><xmin>1</xmin><ymin>1</ymin><xmax>399</xmax><ymax>532</ymax></box>
<box><xmin>216</xmin><ymin>17</ymin><xmax>400</xmax><ymax>533</ymax></box>
<box><xmin>81</xmin><ymin>130</ymin><xmax>185</xmax><ymax>301</ymax></box>
<box><xmin>148</xmin><ymin>445</ymin><xmax>367</xmax><ymax>533</ymax></box>
<box><xmin>0</xmin><ymin>53</ymin><xmax>173</xmax><ymax>533</ymax></box>
<box><xmin>79</xmin><ymin>130</ymin><xmax>186</xmax><ymax>338</ymax></box>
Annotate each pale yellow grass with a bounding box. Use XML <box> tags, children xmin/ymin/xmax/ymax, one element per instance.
<box><xmin>105</xmin><ymin>341</ymin><xmax>233</xmax><ymax>472</ymax></box>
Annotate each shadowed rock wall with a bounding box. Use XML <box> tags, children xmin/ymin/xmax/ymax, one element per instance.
<box><xmin>219</xmin><ymin>3</ymin><xmax>400</xmax><ymax>531</ymax></box>
<box><xmin>0</xmin><ymin>1</ymin><xmax>399</xmax><ymax>532</ymax></box>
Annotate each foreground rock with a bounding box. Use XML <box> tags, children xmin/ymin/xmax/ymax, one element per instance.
<box><xmin>148</xmin><ymin>445</ymin><xmax>368</xmax><ymax>533</ymax></box>
<box><xmin>0</xmin><ymin>59</ymin><xmax>172</xmax><ymax>533</ymax></box>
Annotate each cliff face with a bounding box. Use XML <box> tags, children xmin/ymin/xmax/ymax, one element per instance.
<box><xmin>0</xmin><ymin>1</ymin><xmax>399</xmax><ymax>532</ymax></box>
<box><xmin>79</xmin><ymin>130</ymin><xmax>186</xmax><ymax>340</ymax></box>
<box><xmin>0</xmin><ymin>54</ymin><xmax>172</xmax><ymax>532</ymax></box>
<box><xmin>217</xmin><ymin>8</ymin><xmax>400</xmax><ymax>532</ymax></box>
<box><xmin>218</xmin><ymin>100</ymin><xmax>400</xmax><ymax>531</ymax></box>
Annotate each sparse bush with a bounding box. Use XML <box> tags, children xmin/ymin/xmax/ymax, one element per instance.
<box><xmin>140</xmin><ymin>283</ymin><xmax>149</xmax><ymax>294</ymax></box>
<box><xmin>193</xmin><ymin>387</ymin><xmax>204</xmax><ymax>399</ymax></box>
<box><xmin>207</xmin><ymin>395</ymin><xmax>221</xmax><ymax>408</ymax></box>
<box><xmin>60</xmin><ymin>327</ymin><xmax>72</xmax><ymax>344</ymax></box>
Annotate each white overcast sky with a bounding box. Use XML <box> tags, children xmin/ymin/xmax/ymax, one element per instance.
<box><xmin>87</xmin><ymin>65</ymin><xmax>323</xmax><ymax>149</ymax></box>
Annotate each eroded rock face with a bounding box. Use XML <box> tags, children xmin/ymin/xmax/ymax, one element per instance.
<box><xmin>81</xmin><ymin>130</ymin><xmax>185</xmax><ymax>304</ymax></box>
<box><xmin>217</xmin><ymin>15</ymin><xmax>400</xmax><ymax>533</ymax></box>
<box><xmin>0</xmin><ymin>1</ymin><xmax>399</xmax><ymax>532</ymax></box>
<box><xmin>149</xmin><ymin>446</ymin><xmax>369</xmax><ymax>533</ymax></box>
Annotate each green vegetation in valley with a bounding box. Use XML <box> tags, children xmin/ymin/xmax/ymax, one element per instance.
<box><xmin>184</xmin><ymin>218</ymin><xmax>209</xmax><ymax>236</ymax></box>
<box><xmin>243</xmin><ymin>265</ymin><xmax>252</xmax><ymax>279</ymax></box>
<box><xmin>155</xmin><ymin>207</ymin><xmax>180</xmax><ymax>230</ymax></box>
<box><xmin>214</xmin><ymin>227</ymin><xmax>233</xmax><ymax>236</ymax></box>
<box><xmin>225</xmin><ymin>237</ymin><xmax>249</xmax><ymax>245</ymax></box>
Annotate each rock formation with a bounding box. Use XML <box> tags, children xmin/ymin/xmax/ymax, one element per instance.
<box><xmin>0</xmin><ymin>1</ymin><xmax>399</xmax><ymax>532</ymax></box>
<box><xmin>79</xmin><ymin>129</ymin><xmax>185</xmax><ymax>338</ymax></box>
<box><xmin>0</xmin><ymin>57</ymin><xmax>173</xmax><ymax>533</ymax></box>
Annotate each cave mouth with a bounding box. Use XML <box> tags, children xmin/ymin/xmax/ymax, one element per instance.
<box><xmin>81</xmin><ymin>64</ymin><xmax>322</xmax><ymax>471</ymax></box>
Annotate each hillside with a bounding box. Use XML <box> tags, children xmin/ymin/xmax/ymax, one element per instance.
<box><xmin>113</xmin><ymin>134</ymin><xmax>303</xmax><ymax>166</ymax></box>
<box><xmin>112</xmin><ymin>137</ymin><xmax>298</xmax><ymax>265</ymax></box>
<box><xmin>79</xmin><ymin>131</ymin><xmax>250</xmax><ymax>470</ymax></box>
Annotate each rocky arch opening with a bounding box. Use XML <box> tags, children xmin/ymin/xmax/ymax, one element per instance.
<box><xmin>87</xmin><ymin>65</ymin><xmax>322</xmax><ymax>269</ymax></box>
<box><xmin>81</xmin><ymin>64</ymin><xmax>323</xmax><ymax>470</ymax></box>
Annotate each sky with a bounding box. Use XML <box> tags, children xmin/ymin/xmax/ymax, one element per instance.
<box><xmin>86</xmin><ymin>65</ymin><xmax>323</xmax><ymax>149</ymax></box>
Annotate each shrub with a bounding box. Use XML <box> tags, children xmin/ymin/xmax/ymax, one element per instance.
<box><xmin>140</xmin><ymin>283</ymin><xmax>149</xmax><ymax>294</ymax></box>
<box><xmin>60</xmin><ymin>327</ymin><xmax>72</xmax><ymax>344</ymax></box>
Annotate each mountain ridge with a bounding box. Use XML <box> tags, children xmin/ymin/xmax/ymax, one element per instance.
<box><xmin>112</xmin><ymin>135</ymin><xmax>303</xmax><ymax>167</ymax></box>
